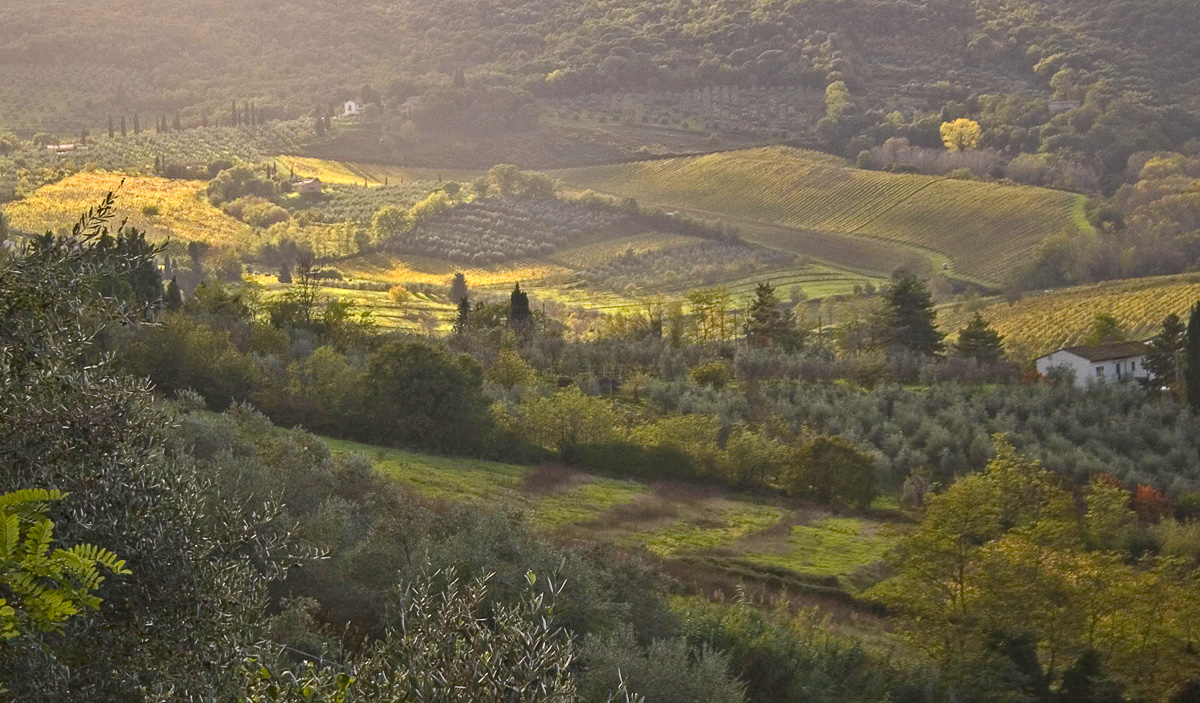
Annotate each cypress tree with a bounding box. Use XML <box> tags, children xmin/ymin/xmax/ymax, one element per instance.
<box><xmin>953</xmin><ymin>313</ymin><xmax>1005</xmax><ymax>363</ymax></box>
<box><xmin>509</xmin><ymin>283</ymin><xmax>532</xmax><ymax>329</ymax></box>
<box><xmin>120</xmin><ymin>115</ymin><xmax>126</xmax><ymax>137</ymax></box>
<box><xmin>202</xmin><ymin>113</ymin><xmax>208</xmax><ymax>128</ymax></box>
<box><xmin>450</xmin><ymin>272</ymin><xmax>469</xmax><ymax>304</ymax></box>
<box><xmin>880</xmin><ymin>270</ymin><xmax>944</xmax><ymax>356</ymax></box>
<box><xmin>1186</xmin><ymin>303</ymin><xmax>1200</xmax><ymax>411</ymax></box>
<box><xmin>232</xmin><ymin>101</ymin><xmax>239</xmax><ymax>127</ymax></box>
<box><xmin>173</xmin><ymin>110</ymin><xmax>181</xmax><ymax>132</ymax></box>
<box><xmin>108</xmin><ymin>116</ymin><xmax>114</xmax><ymax>139</ymax></box>
<box><xmin>165</xmin><ymin>277</ymin><xmax>183</xmax><ymax>312</ymax></box>
<box><xmin>454</xmin><ymin>295</ymin><xmax>471</xmax><ymax>334</ymax></box>
<box><xmin>134</xmin><ymin>113</ymin><xmax>140</xmax><ymax>134</ymax></box>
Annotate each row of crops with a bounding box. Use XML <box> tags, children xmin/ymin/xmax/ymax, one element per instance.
<box><xmin>387</xmin><ymin>197</ymin><xmax>629</xmax><ymax>265</ymax></box>
<box><xmin>939</xmin><ymin>274</ymin><xmax>1200</xmax><ymax>357</ymax></box>
<box><xmin>577</xmin><ymin>241</ymin><xmax>794</xmax><ymax>293</ymax></box>
<box><xmin>554</xmin><ymin>146</ymin><xmax>1082</xmax><ymax>284</ymax></box>
<box><xmin>293</xmin><ymin>183</ymin><xmax>440</xmax><ymax>224</ymax></box>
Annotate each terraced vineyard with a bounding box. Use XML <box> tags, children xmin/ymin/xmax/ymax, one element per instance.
<box><xmin>555</xmin><ymin>147</ymin><xmax>1086</xmax><ymax>284</ymax></box>
<box><xmin>940</xmin><ymin>274</ymin><xmax>1200</xmax><ymax>358</ymax></box>
<box><xmin>3</xmin><ymin>172</ymin><xmax>252</xmax><ymax>246</ymax></box>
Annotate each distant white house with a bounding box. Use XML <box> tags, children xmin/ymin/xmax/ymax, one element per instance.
<box><xmin>1036</xmin><ymin>341</ymin><xmax>1151</xmax><ymax>388</ymax></box>
<box><xmin>294</xmin><ymin>178</ymin><xmax>323</xmax><ymax>195</ymax></box>
<box><xmin>341</xmin><ymin>100</ymin><xmax>366</xmax><ymax>118</ymax></box>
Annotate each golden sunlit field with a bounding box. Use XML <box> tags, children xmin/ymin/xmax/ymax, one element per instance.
<box><xmin>940</xmin><ymin>273</ymin><xmax>1200</xmax><ymax>357</ymax></box>
<box><xmin>272</xmin><ymin>155</ymin><xmax>479</xmax><ymax>187</ymax></box>
<box><xmin>3</xmin><ymin>172</ymin><xmax>252</xmax><ymax>246</ymax></box>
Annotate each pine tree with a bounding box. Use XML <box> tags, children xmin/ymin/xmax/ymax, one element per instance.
<box><xmin>953</xmin><ymin>313</ymin><xmax>1005</xmax><ymax>363</ymax></box>
<box><xmin>744</xmin><ymin>281</ymin><xmax>802</xmax><ymax>350</ymax></box>
<box><xmin>1145</xmin><ymin>313</ymin><xmax>1187</xmax><ymax>391</ymax></box>
<box><xmin>454</xmin><ymin>295</ymin><xmax>471</xmax><ymax>334</ymax></box>
<box><xmin>450</xmin><ymin>272</ymin><xmax>469</xmax><ymax>304</ymax></box>
<box><xmin>880</xmin><ymin>270</ymin><xmax>944</xmax><ymax>356</ymax></box>
<box><xmin>166</xmin><ymin>277</ymin><xmax>183</xmax><ymax>312</ymax></box>
<box><xmin>509</xmin><ymin>283</ymin><xmax>532</xmax><ymax>329</ymax></box>
<box><xmin>1186</xmin><ymin>303</ymin><xmax>1200</xmax><ymax>411</ymax></box>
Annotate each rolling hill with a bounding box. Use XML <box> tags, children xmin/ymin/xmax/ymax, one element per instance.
<box><xmin>555</xmin><ymin>147</ymin><xmax>1088</xmax><ymax>285</ymax></box>
<box><xmin>939</xmin><ymin>273</ymin><xmax>1200</xmax><ymax>358</ymax></box>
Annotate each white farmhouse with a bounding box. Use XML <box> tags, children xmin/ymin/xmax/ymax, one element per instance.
<box><xmin>1035</xmin><ymin>341</ymin><xmax>1151</xmax><ymax>388</ymax></box>
<box><xmin>341</xmin><ymin>100</ymin><xmax>366</xmax><ymax>118</ymax></box>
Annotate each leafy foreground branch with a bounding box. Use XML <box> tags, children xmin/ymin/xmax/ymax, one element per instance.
<box><xmin>242</xmin><ymin>569</ymin><xmax>639</xmax><ymax>703</ymax></box>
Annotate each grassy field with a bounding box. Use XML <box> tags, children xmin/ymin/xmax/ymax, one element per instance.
<box><xmin>554</xmin><ymin>147</ymin><xmax>1085</xmax><ymax>285</ymax></box>
<box><xmin>940</xmin><ymin>273</ymin><xmax>1200</xmax><ymax>358</ymax></box>
<box><xmin>322</xmin><ymin>437</ymin><xmax>903</xmax><ymax>595</ymax></box>
<box><xmin>3</xmin><ymin>172</ymin><xmax>253</xmax><ymax>246</ymax></box>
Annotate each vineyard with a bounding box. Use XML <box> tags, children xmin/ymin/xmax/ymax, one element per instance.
<box><xmin>554</xmin><ymin>146</ymin><xmax>1085</xmax><ymax>284</ymax></box>
<box><xmin>3</xmin><ymin>172</ymin><xmax>252</xmax><ymax>246</ymax></box>
<box><xmin>389</xmin><ymin>197</ymin><xmax>631</xmax><ymax>265</ymax></box>
<box><xmin>940</xmin><ymin>274</ymin><xmax>1200</xmax><ymax>358</ymax></box>
<box><xmin>292</xmin><ymin>183</ymin><xmax>441</xmax><ymax>224</ymax></box>
<box><xmin>577</xmin><ymin>241</ymin><xmax>793</xmax><ymax>293</ymax></box>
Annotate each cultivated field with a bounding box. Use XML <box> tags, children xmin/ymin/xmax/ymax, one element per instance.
<box><xmin>324</xmin><ymin>437</ymin><xmax>903</xmax><ymax>596</ymax></box>
<box><xmin>272</xmin><ymin>155</ymin><xmax>477</xmax><ymax>187</ymax></box>
<box><xmin>940</xmin><ymin>273</ymin><xmax>1200</xmax><ymax>358</ymax></box>
<box><xmin>554</xmin><ymin>147</ymin><xmax>1086</xmax><ymax>285</ymax></box>
<box><xmin>3</xmin><ymin>172</ymin><xmax>252</xmax><ymax>246</ymax></box>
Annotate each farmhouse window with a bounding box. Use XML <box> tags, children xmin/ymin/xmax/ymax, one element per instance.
<box><xmin>1096</xmin><ymin>367</ymin><xmax>1104</xmax><ymax>377</ymax></box>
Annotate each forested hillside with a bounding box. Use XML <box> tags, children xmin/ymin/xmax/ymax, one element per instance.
<box><xmin>5</xmin><ymin>0</ymin><xmax>1198</xmax><ymax>175</ymax></box>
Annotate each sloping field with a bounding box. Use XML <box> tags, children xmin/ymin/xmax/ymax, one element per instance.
<box><xmin>3</xmin><ymin>172</ymin><xmax>252</xmax><ymax>246</ymax></box>
<box><xmin>323</xmin><ymin>437</ymin><xmax>902</xmax><ymax>594</ymax></box>
<box><xmin>273</xmin><ymin>155</ymin><xmax>477</xmax><ymax>186</ymax></box>
<box><xmin>554</xmin><ymin>147</ymin><xmax>1085</xmax><ymax>285</ymax></box>
<box><xmin>940</xmin><ymin>274</ymin><xmax>1200</xmax><ymax>358</ymax></box>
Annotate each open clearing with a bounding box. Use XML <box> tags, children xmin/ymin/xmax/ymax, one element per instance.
<box><xmin>3</xmin><ymin>172</ymin><xmax>252</xmax><ymax>246</ymax></box>
<box><xmin>554</xmin><ymin>146</ymin><xmax>1085</xmax><ymax>285</ymax></box>
<box><xmin>323</xmin><ymin>437</ymin><xmax>904</xmax><ymax>595</ymax></box>
<box><xmin>940</xmin><ymin>273</ymin><xmax>1200</xmax><ymax>358</ymax></box>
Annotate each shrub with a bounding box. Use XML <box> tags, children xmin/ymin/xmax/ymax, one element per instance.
<box><xmin>782</xmin><ymin>436</ymin><xmax>877</xmax><ymax>509</ymax></box>
<box><xmin>691</xmin><ymin>360</ymin><xmax>734</xmax><ymax>389</ymax></box>
<box><xmin>141</xmin><ymin>203</ymin><xmax>160</xmax><ymax>216</ymax></box>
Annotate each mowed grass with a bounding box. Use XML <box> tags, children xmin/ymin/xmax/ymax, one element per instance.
<box><xmin>273</xmin><ymin>155</ymin><xmax>478</xmax><ymax>186</ymax></box>
<box><xmin>940</xmin><ymin>273</ymin><xmax>1200</xmax><ymax>358</ymax></box>
<box><xmin>322</xmin><ymin>437</ymin><xmax>902</xmax><ymax>591</ymax></box>
<box><xmin>4</xmin><ymin>172</ymin><xmax>252</xmax><ymax>246</ymax></box>
<box><xmin>554</xmin><ymin>146</ymin><xmax>1084</xmax><ymax>285</ymax></box>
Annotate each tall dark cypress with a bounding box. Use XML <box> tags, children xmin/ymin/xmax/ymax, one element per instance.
<box><xmin>108</xmin><ymin>116</ymin><xmax>114</xmax><ymax>138</ymax></box>
<box><xmin>133</xmin><ymin>113</ymin><xmax>140</xmax><ymax>134</ymax></box>
<box><xmin>232</xmin><ymin>101</ymin><xmax>239</xmax><ymax>127</ymax></box>
<box><xmin>509</xmin><ymin>283</ymin><xmax>532</xmax><ymax>329</ymax></box>
<box><xmin>120</xmin><ymin>115</ymin><xmax>127</xmax><ymax>137</ymax></box>
<box><xmin>1186</xmin><ymin>303</ymin><xmax>1200</xmax><ymax>411</ymax></box>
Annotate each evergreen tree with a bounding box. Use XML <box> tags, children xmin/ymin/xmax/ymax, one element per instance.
<box><xmin>744</xmin><ymin>281</ymin><xmax>802</xmax><ymax>350</ymax></box>
<box><xmin>202</xmin><ymin>113</ymin><xmax>208</xmax><ymax>128</ymax></box>
<box><xmin>1145</xmin><ymin>313</ymin><xmax>1187</xmax><ymax>390</ymax></box>
<box><xmin>880</xmin><ymin>270</ymin><xmax>944</xmax><ymax>356</ymax></box>
<box><xmin>231</xmin><ymin>101</ymin><xmax>238</xmax><ymax>127</ymax></box>
<box><xmin>454</xmin><ymin>295</ymin><xmax>471</xmax><ymax>334</ymax></box>
<box><xmin>120</xmin><ymin>115</ymin><xmax>126</xmax><ymax>137</ymax></box>
<box><xmin>173</xmin><ymin>110</ymin><xmax>181</xmax><ymax>131</ymax></box>
<box><xmin>509</xmin><ymin>283</ymin><xmax>532</xmax><ymax>329</ymax></box>
<box><xmin>166</xmin><ymin>276</ymin><xmax>183</xmax><ymax>312</ymax></box>
<box><xmin>108</xmin><ymin>116</ymin><xmax>114</xmax><ymax>138</ymax></box>
<box><xmin>450</xmin><ymin>272</ymin><xmax>469</xmax><ymax>304</ymax></box>
<box><xmin>133</xmin><ymin>112</ymin><xmax>140</xmax><ymax>134</ymax></box>
<box><xmin>953</xmin><ymin>313</ymin><xmax>1005</xmax><ymax>363</ymax></box>
<box><xmin>1186</xmin><ymin>303</ymin><xmax>1200</xmax><ymax>411</ymax></box>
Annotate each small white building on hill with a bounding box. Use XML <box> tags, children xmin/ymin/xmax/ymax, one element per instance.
<box><xmin>341</xmin><ymin>100</ymin><xmax>366</xmax><ymax>118</ymax></box>
<box><xmin>1036</xmin><ymin>341</ymin><xmax>1151</xmax><ymax>388</ymax></box>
